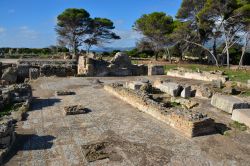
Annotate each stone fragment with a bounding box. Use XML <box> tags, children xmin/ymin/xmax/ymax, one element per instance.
<box><xmin>1</xmin><ymin>67</ymin><xmax>17</xmax><ymax>84</ymax></box>
<box><xmin>56</xmin><ymin>91</ymin><xmax>75</xmax><ymax>96</ymax></box>
<box><xmin>127</xmin><ymin>81</ymin><xmax>147</xmax><ymax>90</ymax></box>
<box><xmin>222</xmin><ymin>87</ymin><xmax>240</xmax><ymax>95</ymax></box>
<box><xmin>154</xmin><ymin>82</ymin><xmax>182</xmax><ymax>97</ymax></box>
<box><xmin>195</xmin><ymin>85</ymin><xmax>213</xmax><ymax>98</ymax></box>
<box><xmin>148</xmin><ymin>65</ymin><xmax>164</xmax><ymax>76</ymax></box>
<box><xmin>64</xmin><ymin>105</ymin><xmax>91</xmax><ymax>115</ymax></box>
<box><xmin>92</xmin><ymin>79</ymin><xmax>103</xmax><ymax>84</ymax></box>
<box><xmin>212</xmin><ymin>79</ymin><xmax>222</xmax><ymax>89</ymax></box>
<box><xmin>211</xmin><ymin>94</ymin><xmax>249</xmax><ymax>114</ymax></box>
<box><xmin>29</xmin><ymin>68</ymin><xmax>40</xmax><ymax>80</ymax></box>
<box><xmin>171</xmin><ymin>97</ymin><xmax>199</xmax><ymax>109</ymax></box>
<box><xmin>232</xmin><ymin>109</ymin><xmax>250</xmax><ymax>127</ymax></box>
<box><xmin>181</xmin><ymin>86</ymin><xmax>192</xmax><ymax>98</ymax></box>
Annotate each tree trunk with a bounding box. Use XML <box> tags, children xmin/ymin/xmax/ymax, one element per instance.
<box><xmin>221</xmin><ymin>22</ymin><xmax>230</xmax><ymax>68</ymax></box>
<box><xmin>155</xmin><ymin>53</ymin><xmax>158</xmax><ymax>61</ymax></box>
<box><xmin>213</xmin><ymin>37</ymin><xmax>217</xmax><ymax>60</ymax></box>
<box><xmin>183</xmin><ymin>39</ymin><xmax>219</xmax><ymax>67</ymax></box>
<box><xmin>225</xmin><ymin>38</ymin><xmax>230</xmax><ymax>68</ymax></box>
<box><xmin>166</xmin><ymin>47</ymin><xmax>172</xmax><ymax>64</ymax></box>
<box><xmin>238</xmin><ymin>32</ymin><xmax>249</xmax><ymax>68</ymax></box>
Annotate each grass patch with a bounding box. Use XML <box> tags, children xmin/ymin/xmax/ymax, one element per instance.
<box><xmin>0</xmin><ymin>104</ymin><xmax>14</xmax><ymax>117</ymax></box>
<box><xmin>241</xmin><ymin>91</ymin><xmax>250</xmax><ymax>97</ymax></box>
<box><xmin>229</xmin><ymin>121</ymin><xmax>248</xmax><ymax>131</ymax></box>
<box><xmin>0</xmin><ymin>103</ymin><xmax>25</xmax><ymax>118</ymax></box>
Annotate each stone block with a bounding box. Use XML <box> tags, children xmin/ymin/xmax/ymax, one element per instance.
<box><xmin>195</xmin><ymin>85</ymin><xmax>213</xmax><ymax>98</ymax></box>
<box><xmin>211</xmin><ymin>94</ymin><xmax>249</xmax><ymax>114</ymax></box>
<box><xmin>232</xmin><ymin>109</ymin><xmax>250</xmax><ymax>127</ymax></box>
<box><xmin>56</xmin><ymin>91</ymin><xmax>75</xmax><ymax>96</ymax></box>
<box><xmin>154</xmin><ymin>82</ymin><xmax>182</xmax><ymax>97</ymax></box>
<box><xmin>148</xmin><ymin>65</ymin><xmax>164</xmax><ymax>76</ymax></box>
<box><xmin>212</xmin><ymin>79</ymin><xmax>222</xmax><ymax>89</ymax></box>
<box><xmin>127</xmin><ymin>81</ymin><xmax>146</xmax><ymax>90</ymax></box>
<box><xmin>181</xmin><ymin>86</ymin><xmax>192</xmax><ymax>98</ymax></box>
<box><xmin>29</xmin><ymin>68</ymin><xmax>40</xmax><ymax>80</ymax></box>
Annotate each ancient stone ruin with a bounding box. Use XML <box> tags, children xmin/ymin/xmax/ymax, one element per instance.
<box><xmin>167</xmin><ymin>68</ymin><xmax>228</xmax><ymax>83</ymax></box>
<box><xmin>78</xmin><ymin>52</ymin><xmax>148</xmax><ymax>76</ymax></box>
<box><xmin>105</xmin><ymin>82</ymin><xmax>215</xmax><ymax>137</ymax></box>
<box><xmin>0</xmin><ymin>118</ymin><xmax>15</xmax><ymax>163</ymax></box>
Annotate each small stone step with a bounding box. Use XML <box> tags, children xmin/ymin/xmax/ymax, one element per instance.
<box><xmin>232</xmin><ymin>109</ymin><xmax>250</xmax><ymax>127</ymax></box>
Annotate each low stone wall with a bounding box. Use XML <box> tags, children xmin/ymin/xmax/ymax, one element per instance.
<box><xmin>0</xmin><ymin>118</ymin><xmax>15</xmax><ymax>164</ymax></box>
<box><xmin>167</xmin><ymin>69</ymin><xmax>228</xmax><ymax>83</ymax></box>
<box><xmin>0</xmin><ymin>62</ymin><xmax>2</xmax><ymax>78</ymax></box>
<box><xmin>17</xmin><ymin>59</ymin><xmax>77</xmax><ymax>66</ymax></box>
<box><xmin>104</xmin><ymin>84</ymin><xmax>214</xmax><ymax>137</ymax></box>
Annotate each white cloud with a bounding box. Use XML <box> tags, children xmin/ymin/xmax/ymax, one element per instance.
<box><xmin>114</xmin><ymin>19</ymin><xmax>125</xmax><ymax>26</ymax></box>
<box><xmin>0</xmin><ymin>27</ymin><xmax>6</xmax><ymax>36</ymax></box>
<box><xmin>108</xmin><ymin>29</ymin><xmax>143</xmax><ymax>47</ymax></box>
<box><xmin>19</xmin><ymin>26</ymin><xmax>38</xmax><ymax>39</ymax></box>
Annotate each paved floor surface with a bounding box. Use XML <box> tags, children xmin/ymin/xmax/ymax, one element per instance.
<box><xmin>4</xmin><ymin>76</ymin><xmax>250</xmax><ymax>166</ymax></box>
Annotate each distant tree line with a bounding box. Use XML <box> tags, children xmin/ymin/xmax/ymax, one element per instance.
<box><xmin>133</xmin><ymin>0</ymin><xmax>250</xmax><ymax>67</ymax></box>
<box><xmin>0</xmin><ymin>46</ymin><xmax>69</xmax><ymax>58</ymax></box>
<box><xmin>0</xmin><ymin>46</ymin><xmax>69</xmax><ymax>55</ymax></box>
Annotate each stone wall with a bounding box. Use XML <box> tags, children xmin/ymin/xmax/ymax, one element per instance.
<box><xmin>0</xmin><ymin>62</ymin><xmax>2</xmax><ymax>78</ymax></box>
<box><xmin>17</xmin><ymin>59</ymin><xmax>77</xmax><ymax>66</ymax></box>
<box><xmin>167</xmin><ymin>69</ymin><xmax>228</xmax><ymax>83</ymax></box>
<box><xmin>104</xmin><ymin>83</ymin><xmax>215</xmax><ymax>137</ymax></box>
<box><xmin>8</xmin><ymin>59</ymin><xmax>78</xmax><ymax>81</ymax></box>
<box><xmin>0</xmin><ymin>83</ymin><xmax>32</xmax><ymax>113</ymax></box>
<box><xmin>0</xmin><ymin>118</ymin><xmax>15</xmax><ymax>164</ymax></box>
<box><xmin>78</xmin><ymin>52</ymin><xmax>148</xmax><ymax>76</ymax></box>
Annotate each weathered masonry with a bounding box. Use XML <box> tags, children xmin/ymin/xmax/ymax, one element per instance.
<box><xmin>104</xmin><ymin>83</ymin><xmax>215</xmax><ymax>138</ymax></box>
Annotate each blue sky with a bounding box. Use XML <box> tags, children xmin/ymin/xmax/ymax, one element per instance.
<box><xmin>0</xmin><ymin>0</ymin><xmax>182</xmax><ymax>48</ymax></box>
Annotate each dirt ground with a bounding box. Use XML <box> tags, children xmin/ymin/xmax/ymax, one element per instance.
<box><xmin>4</xmin><ymin>76</ymin><xmax>250</xmax><ymax>166</ymax></box>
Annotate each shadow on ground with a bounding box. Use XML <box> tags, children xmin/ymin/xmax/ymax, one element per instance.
<box><xmin>30</xmin><ymin>97</ymin><xmax>61</xmax><ymax>110</ymax></box>
<box><xmin>3</xmin><ymin>134</ymin><xmax>56</xmax><ymax>164</ymax></box>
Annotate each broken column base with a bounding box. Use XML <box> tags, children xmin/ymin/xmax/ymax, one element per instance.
<box><xmin>104</xmin><ymin>84</ymin><xmax>215</xmax><ymax>138</ymax></box>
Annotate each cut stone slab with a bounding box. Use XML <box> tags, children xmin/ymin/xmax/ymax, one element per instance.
<box><xmin>232</xmin><ymin>109</ymin><xmax>250</xmax><ymax>128</ymax></box>
<box><xmin>148</xmin><ymin>65</ymin><xmax>164</xmax><ymax>76</ymax></box>
<box><xmin>211</xmin><ymin>94</ymin><xmax>249</xmax><ymax>114</ymax></box>
<box><xmin>181</xmin><ymin>86</ymin><xmax>192</xmax><ymax>98</ymax></box>
<box><xmin>64</xmin><ymin>105</ymin><xmax>91</xmax><ymax>115</ymax></box>
<box><xmin>154</xmin><ymin>82</ymin><xmax>182</xmax><ymax>97</ymax></box>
